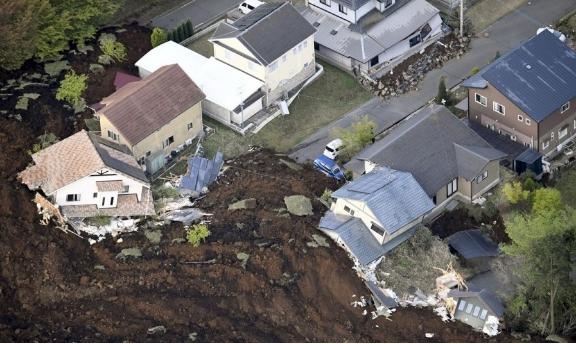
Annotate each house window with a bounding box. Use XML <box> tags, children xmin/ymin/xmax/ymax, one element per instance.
<box><xmin>370</xmin><ymin>56</ymin><xmax>379</xmax><ymax>67</ymax></box>
<box><xmin>447</xmin><ymin>178</ymin><xmax>458</xmax><ymax>197</ymax></box>
<box><xmin>518</xmin><ymin>114</ymin><xmax>523</xmax><ymax>122</ymax></box>
<box><xmin>163</xmin><ymin>136</ymin><xmax>174</xmax><ymax>148</ymax></box>
<box><xmin>320</xmin><ymin>0</ymin><xmax>331</xmax><ymax>5</ymax></box>
<box><xmin>122</xmin><ymin>185</ymin><xmax>129</xmax><ymax>193</ymax></box>
<box><xmin>477</xmin><ymin>170</ymin><xmax>488</xmax><ymax>183</ymax></box>
<box><xmin>458</xmin><ymin>300</ymin><xmax>466</xmax><ymax>311</ymax></box>
<box><xmin>465</xmin><ymin>303</ymin><xmax>474</xmax><ymax>314</ymax></box>
<box><xmin>493</xmin><ymin>101</ymin><xmax>505</xmax><ymax>115</ymax></box>
<box><xmin>475</xmin><ymin>93</ymin><xmax>487</xmax><ymax>107</ymax></box>
<box><xmin>370</xmin><ymin>222</ymin><xmax>386</xmax><ymax>236</ymax></box>
<box><xmin>270</xmin><ymin>61</ymin><xmax>278</xmax><ymax>71</ymax></box>
<box><xmin>107</xmin><ymin>130</ymin><xmax>118</xmax><ymax>141</ymax></box>
<box><xmin>473</xmin><ymin>306</ymin><xmax>481</xmax><ymax>317</ymax></box>
<box><xmin>314</xmin><ymin>42</ymin><xmax>320</xmax><ymax>51</ymax></box>
<box><xmin>409</xmin><ymin>34</ymin><xmax>422</xmax><ymax>47</ymax></box>
<box><xmin>338</xmin><ymin>4</ymin><xmax>347</xmax><ymax>14</ymax></box>
<box><xmin>385</xmin><ymin>0</ymin><xmax>394</xmax><ymax>8</ymax></box>
<box><xmin>101</xmin><ymin>197</ymin><xmax>106</xmax><ymax>206</ymax></box>
<box><xmin>420</xmin><ymin>23</ymin><xmax>432</xmax><ymax>39</ymax></box>
<box><xmin>146</xmin><ymin>151</ymin><xmax>151</xmax><ymax>157</ymax></box>
<box><xmin>110</xmin><ymin>197</ymin><xmax>115</xmax><ymax>206</ymax></box>
<box><xmin>66</xmin><ymin>194</ymin><xmax>80</xmax><ymax>202</ymax></box>
<box><xmin>559</xmin><ymin>126</ymin><xmax>568</xmax><ymax>139</ymax></box>
<box><xmin>298</xmin><ymin>43</ymin><xmax>303</xmax><ymax>52</ymax></box>
<box><xmin>511</xmin><ymin>135</ymin><xmax>517</xmax><ymax>141</ymax></box>
<box><xmin>551</xmin><ymin>131</ymin><xmax>555</xmax><ymax>139</ymax></box>
<box><xmin>543</xmin><ymin>140</ymin><xmax>550</xmax><ymax>149</ymax></box>
<box><xmin>526</xmin><ymin>118</ymin><xmax>531</xmax><ymax>126</ymax></box>
<box><xmin>187</xmin><ymin>122</ymin><xmax>194</xmax><ymax>130</ymax></box>
<box><xmin>561</xmin><ymin>101</ymin><xmax>570</xmax><ymax>113</ymax></box>
<box><xmin>343</xmin><ymin>205</ymin><xmax>355</xmax><ymax>216</ymax></box>
<box><xmin>138</xmin><ymin>157</ymin><xmax>145</xmax><ymax>165</ymax></box>
<box><xmin>480</xmin><ymin>309</ymin><xmax>488</xmax><ymax>320</ymax></box>
<box><xmin>93</xmin><ymin>193</ymin><xmax>98</xmax><ymax>198</ymax></box>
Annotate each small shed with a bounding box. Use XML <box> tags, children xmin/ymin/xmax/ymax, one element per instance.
<box><xmin>448</xmin><ymin>229</ymin><xmax>499</xmax><ymax>272</ymax></box>
<box><xmin>514</xmin><ymin>148</ymin><xmax>543</xmax><ymax>176</ymax></box>
<box><xmin>448</xmin><ymin>288</ymin><xmax>504</xmax><ymax>331</ymax></box>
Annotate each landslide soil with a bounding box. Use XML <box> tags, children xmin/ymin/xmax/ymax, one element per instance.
<box><xmin>0</xmin><ymin>25</ymin><xmax>515</xmax><ymax>343</ymax></box>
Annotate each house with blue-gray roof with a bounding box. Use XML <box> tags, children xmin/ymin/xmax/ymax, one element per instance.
<box><xmin>319</xmin><ymin>167</ymin><xmax>434</xmax><ymax>265</ymax></box>
<box><xmin>463</xmin><ymin>29</ymin><xmax>576</xmax><ymax>158</ymax></box>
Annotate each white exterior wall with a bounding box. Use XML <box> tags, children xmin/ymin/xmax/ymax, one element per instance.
<box><xmin>203</xmin><ymin>99</ymin><xmax>232</xmax><ymax>124</ymax></box>
<box><xmin>213</xmin><ymin>42</ymin><xmax>266</xmax><ymax>81</ymax></box>
<box><xmin>333</xmin><ymin>197</ymin><xmax>385</xmax><ymax>244</ymax></box>
<box><xmin>53</xmin><ymin>170</ymin><xmax>147</xmax><ymax>209</ymax></box>
<box><xmin>309</xmin><ymin>0</ymin><xmax>374</xmax><ymax>23</ymax></box>
<box><xmin>231</xmin><ymin>98</ymin><xmax>263</xmax><ymax>125</ymax></box>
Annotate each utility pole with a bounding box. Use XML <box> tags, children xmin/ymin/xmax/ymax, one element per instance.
<box><xmin>460</xmin><ymin>0</ymin><xmax>464</xmax><ymax>37</ymax></box>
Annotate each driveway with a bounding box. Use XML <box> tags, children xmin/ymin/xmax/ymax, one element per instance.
<box><xmin>289</xmin><ymin>0</ymin><xmax>576</xmax><ymax>163</ymax></box>
<box><xmin>151</xmin><ymin>0</ymin><xmax>243</xmax><ymax>30</ymax></box>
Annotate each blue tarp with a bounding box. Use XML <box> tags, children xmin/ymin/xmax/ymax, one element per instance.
<box><xmin>179</xmin><ymin>152</ymin><xmax>224</xmax><ymax>194</ymax></box>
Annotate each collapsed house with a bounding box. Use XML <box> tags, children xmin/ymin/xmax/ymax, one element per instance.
<box><xmin>19</xmin><ymin>130</ymin><xmax>155</xmax><ymax>219</ymax></box>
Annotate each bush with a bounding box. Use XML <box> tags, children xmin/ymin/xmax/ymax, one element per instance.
<box><xmin>176</xmin><ymin>25</ymin><xmax>184</xmax><ymax>43</ymax></box>
<box><xmin>502</xmin><ymin>181</ymin><xmax>530</xmax><ymax>205</ymax></box>
<box><xmin>185</xmin><ymin>20</ymin><xmax>194</xmax><ymax>37</ymax></box>
<box><xmin>150</xmin><ymin>27</ymin><xmax>168</xmax><ymax>48</ymax></box>
<box><xmin>99</xmin><ymin>37</ymin><xmax>127</xmax><ymax>63</ymax></box>
<box><xmin>30</xmin><ymin>133</ymin><xmax>59</xmax><ymax>154</ymax></box>
<box><xmin>470</xmin><ymin>66</ymin><xmax>480</xmax><ymax>75</ymax></box>
<box><xmin>320</xmin><ymin>189</ymin><xmax>333</xmax><ymax>206</ymax></box>
<box><xmin>56</xmin><ymin>71</ymin><xmax>87</xmax><ymax>106</ymax></box>
<box><xmin>186</xmin><ymin>224</ymin><xmax>211</xmax><ymax>247</ymax></box>
<box><xmin>332</xmin><ymin>116</ymin><xmax>376</xmax><ymax>161</ymax></box>
<box><xmin>153</xmin><ymin>185</ymin><xmax>180</xmax><ymax>199</ymax></box>
<box><xmin>435</xmin><ymin>77</ymin><xmax>451</xmax><ymax>105</ymax></box>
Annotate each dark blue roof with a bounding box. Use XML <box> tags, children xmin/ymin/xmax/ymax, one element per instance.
<box><xmin>447</xmin><ymin>229</ymin><xmax>499</xmax><ymax>260</ymax></box>
<box><xmin>463</xmin><ymin>30</ymin><xmax>576</xmax><ymax>122</ymax></box>
<box><xmin>515</xmin><ymin>148</ymin><xmax>542</xmax><ymax>164</ymax></box>
<box><xmin>179</xmin><ymin>152</ymin><xmax>224</xmax><ymax>193</ymax></box>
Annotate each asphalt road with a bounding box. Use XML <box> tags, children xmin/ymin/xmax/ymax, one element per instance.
<box><xmin>151</xmin><ymin>0</ymin><xmax>243</xmax><ymax>30</ymax></box>
<box><xmin>289</xmin><ymin>0</ymin><xmax>576</xmax><ymax>163</ymax></box>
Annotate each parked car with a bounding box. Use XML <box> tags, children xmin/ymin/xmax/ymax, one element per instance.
<box><xmin>314</xmin><ymin>154</ymin><xmax>345</xmax><ymax>181</ymax></box>
<box><xmin>323</xmin><ymin>138</ymin><xmax>344</xmax><ymax>160</ymax></box>
<box><xmin>239</xmin><ymin>0</ymin><xmax>263</xmax><ymax>14</ymax></box>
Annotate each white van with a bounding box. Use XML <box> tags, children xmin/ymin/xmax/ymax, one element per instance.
<box><xmin>323</xmin><ymin>138</ymin><xmax>344</xmax><ymax>160</ymax></box>
<box><xmin>239</xmin><ymin>0</ymin><xmax>264</xmax><ymax>14</ymax></box>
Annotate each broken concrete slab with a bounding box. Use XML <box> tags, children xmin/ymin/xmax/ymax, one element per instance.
<box><xmin>15</xmin><ymin>97</ymin><xmax>29</xmax><ymax>110</ymax></box>
<box><xmin>228</xmin><ymin>198</ymin><xmax>257</xmax><ymax>211</ymax></box>
<box><xmin>22</xmin><ymin>93</ymin><xmax>40</xmax><ymax>100</ymax></box>
<box><xmin>236</xmin><ymin>252</ymin><xmax>249</xmax><ymax>269</ymax></box>
<box><xmin>284</xmin><ymin>195</ymin><xmax>313</xmax><ymax>216</ymax></box>
<box><xmin>116</xmin><ymin>247</ymin><xmax>142</xmax><ymax>260</ymax></box>
<box><xmin>147</xmin><ymin>325</ymin><xmax>166</xmax><ymax>335</ymax></box>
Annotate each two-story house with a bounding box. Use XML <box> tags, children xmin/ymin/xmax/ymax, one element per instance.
<box><xmin>319</xmin><ymin>167</ymin><xmax>434</xmax><ymax>265</ymax></box>
<box><xmin>19</xmin><ymin>130</ymin><xmax>154</xmax><ymax>219</ymax></box>
<box><xmin>94</xmin><ymin>64</ymin><xmax>205</xmax><ymax>174</ymax></box>
<box><xmin>210</xmin><ymin>2</ymin><xmax>316</xmax><ymax>104</ymax></box>
<box><xmin>301</xmin><ymin>0</ymin><xmax>444</xmax><ymax>75</ymax></box>
<box><xmin>463</xmin><ymin>29</ymin><xmax>576</xmax><ymax>158</ymax></box>
<box><xmin>345</xmin><ymin>105</ymin><xmax>506</xmax><ymax>214</ymax></box>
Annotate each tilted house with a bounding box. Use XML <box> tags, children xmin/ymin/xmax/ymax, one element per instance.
<box><xmin>319</xmin><ymin>167</ymin><xmax>434</xmax><ymax>265</ymax></box>
<box><xmin>19</xmin><ymin>130</ymin><xmax>154</xmax><ymax>219</ymax></box>
<box><xmin>95</xmin><ymin>64</ymin><xmax>205</xmax><ymax>174</ymax></box>
<box><xmin>135</xmin><ymin>41</ymin><xmax>265</xmax><ymax>130</ymax></box>
<box><xmin>463</xmin><ymin>30</ymin><xmax>576</xmax><ymax>158</ymax></box>
<box><xmin>448</xmin><ymin>288</ymin><xmax>504</xmax><ymax>331</ymax></box>
<box><xmin>301</xmin><ymin>0</ymin><xmax>444</xmax><ymax>75</ymax></box>
<box><xmin>346</xmin><ymin>105</ymin><xmax>506</xmax><ymax>211</ymax></box>
<box><xmin>210</xmin><ymin>2</ymin><xmax>317</xmax><ymax>104</ymax></box>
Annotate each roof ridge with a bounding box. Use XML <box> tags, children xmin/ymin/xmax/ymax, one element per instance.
<box><xmin>453</xmin><ymin>143</ymin><xmax>490</xmax><ymax>163</ymax></box>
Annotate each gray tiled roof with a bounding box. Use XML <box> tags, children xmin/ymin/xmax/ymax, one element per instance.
<box><xmin>332</xmin><ymin>167</ymin><xmax>434</xmax><ymax>234</ymax></box>
<box><xmin>448</xmin><ymin>289</ymin><xmax>505</xmax><ymax>317</ymax></box>
<box><xmin>319</xmin><ymin>216</ymin><xmax>387</xmax><ymax>265</ymax></box>
<box><xmin>447</xmin><ymin>229</ymin><xmax>500</xmax><ymax>260</ymax></box>
<box><xmin>355</xmin><ymin>105</ymin><xmax>505</xmax><ymax>196</ymax></box>
<box><xmin>300</xmin><ymin>0</ymin><xmax>439</xmax><ymax>63</ymax></box>
<box><xmin>462</xmin><ymin>30</ymin><xmax>576</xmax><ymax>122</ymax></box>
<box><xmin>90</xmin><ymin>134</ymin><xmax>148</xmax><ymax>184</ymax></box>
<box><xmin>211</xmin><ymin>2</ymin><xmax>316</xmax><ymax>66</ymax></box>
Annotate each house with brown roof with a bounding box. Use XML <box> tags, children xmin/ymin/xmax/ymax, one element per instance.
<box><xmin>19</xmin><ymin>130</ymin><xmax>154</xmax><ymax>219</ymax></box>
<box><xmin>95</xmin><ymin>64</ymin><xmax>205</xmax><ymax>173</ymax></box>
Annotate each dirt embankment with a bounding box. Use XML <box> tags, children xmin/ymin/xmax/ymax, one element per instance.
<box><xmin>0</xmin><ymin>24</ymin><xmax>515</xmax><ymax>342</ymax></box>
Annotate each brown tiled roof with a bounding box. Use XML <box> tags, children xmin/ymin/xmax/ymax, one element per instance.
<box><xmin>97</xmin><ymin>64</ymin><xmax>205</xmax><ymax>146</ymax></box>
<box><xmin>96</xmin><ymin>180</ymin><xmax>124</xmax><ymax>192</ymax></box>
<box><xmin>19</xmin><ymin>130</ymin><xmax>148</xmax><ymax>195</ymax></box>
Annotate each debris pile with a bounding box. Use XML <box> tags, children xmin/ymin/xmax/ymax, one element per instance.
<box><xmin>360</xmin><ymin>34</ymin><xmax>470</xmax><ymax>101</ymax></box>
<box><xmin>179</xmin><ymin>151</ymin><xmax>224</xmax><ymax>197</ymax></box>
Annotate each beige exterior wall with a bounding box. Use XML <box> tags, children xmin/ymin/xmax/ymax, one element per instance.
<box><xmin>333</xmin><ymin>197</ymin><xmax>385</xmax><ymax>243</ymax></box>
<box><xmin>99</xmin><ymin>102</ymin><xmax>203</xmax><ymax>162</ymax></box>
<box><xmin>213</xmin><ymin>35</ymin><xmax>316</xmax><ymax>101</ymax></box>
<box><xmin>471</xmin><ymin>160</ymin><xmax>501</xmax><ymax>198</ymax></box>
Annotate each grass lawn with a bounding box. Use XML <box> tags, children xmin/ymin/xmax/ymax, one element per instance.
<box><xmin>202</xmin><ymin>63</ymin><xmax>372</xmax><ymax>158</ymax></box>
<box><xmin>184</xmin><ymin>31</ymin><xmax>214</xmax><ymax>58</ymax></box>
<box><xmin>467</xmin><ymin>0</ymin><xmax>527</xmax><ymax>32</ymax></box>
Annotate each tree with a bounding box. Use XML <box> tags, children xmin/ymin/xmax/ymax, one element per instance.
<box><xmin>99</xmin><ymin>36</ymin><xmax>127</xmax><ymax>63</ymax></box>
<box><xmin>435</xmin><ymin>77</ymin><xmax>451</xmax><ymax>105</ymax></box>
<box><xmin>0</xmin><ymin>0</ymin><xmax>49</xmax><ymax>70</ymax></box>
<box><xmin>470</xmin><ymin>66</ymin><xmax>480</xmax><ymax>75</ymax></box>
<box><xmin>55</xmin><ymin>71</ymin><xmax>87</xmax><ymax>106</ymax></box>
<box><xmin>185</xmin><ymin>20</ymin><xmax>193</xmax><ymax>37</ymax></box>
<box><xmin>150</xmin><ymin>27</ymin><xmax>168</xmax><ymax>48</ymax></box>
<box><xmin>503</xmin><ymin>181</ymin><xmax>530</xmax><ymax>205</ymax></box>
<box><xmin>494</xmin><ymin>51</ymin><xmax>501</xmax><ymax>62</ymax></box>
<box><xmin>186</xmin><ymin>224</ymin><xmax>211</xmax><ymax>247</ymax></box>
<box><xmin>167</xmin><ymin>30</ymin><xmax>174</xmax><ymax>42</ymax></box>
<box><xmin>532</xmin><ymin>188</ymin><xmax>563</xmax><ymax>217</ymax></box>
<box><xmin>332</xmin><ymin>116</ymin><xmax>376</xmax><ymax>160</ymax></box>
<box><xmin>176</xmin><ymin>25</ymin><xmax>184</xmax><ymax>42</ymax></box>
